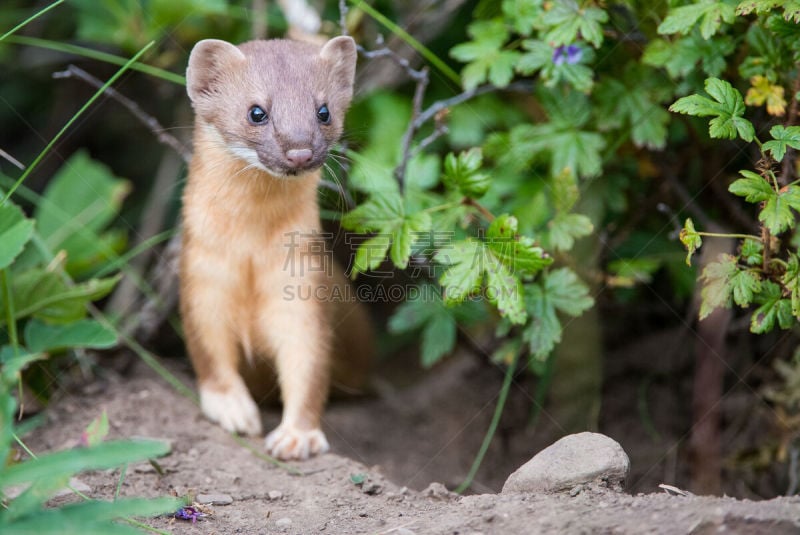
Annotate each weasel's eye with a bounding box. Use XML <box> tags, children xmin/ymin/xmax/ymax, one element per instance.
<box><xmin>248</xmin><ymin>105</ymin><xmax>268</xmax><ymax>125</ymax></box>
<box><xmin>317</xmin><ymin>104</ymin><xmax>331</xmax><ymax>124</ymax></box>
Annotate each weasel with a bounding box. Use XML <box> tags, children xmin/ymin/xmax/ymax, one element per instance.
<box><xmin>181</xmin><ymin>36</ymin><xmax>370</xmax><ymax>460</ymax></box>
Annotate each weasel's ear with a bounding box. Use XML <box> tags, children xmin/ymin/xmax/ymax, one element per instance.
<box><xmin>186</xmin><ymin>39</ymin><xmax>246</xmax><ymax>103</ymax></box>
<box><xmin>320</xmin><ymin>36</ymin><xmax>357</xmax><ymax>105</ymax></box>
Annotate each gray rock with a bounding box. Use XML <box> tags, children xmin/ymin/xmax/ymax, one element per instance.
<box><xmin>502</xmin><ymin>432</ymin><xmax>630</xmax><ymax>494</ymax></box>
<box><xmin>196</xmin><ymin>492</ymin><xmax>233</xmax><ymax>505</ymax></box>
<box><xmin>275</xmin><ymin>517</ymin><xmax>292</xmax><ymax>529</ymax></box>
<box><xmin>268</xmin><ymin>490</ymin><xmax>284</xmax><ymax>500</ymax></box>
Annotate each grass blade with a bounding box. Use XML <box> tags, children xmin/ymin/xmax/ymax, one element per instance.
<box><xmin>2</xmin><ymin>35</ymin><xmax>185</xmax><ymax>86</ymax></box>
<box><xmin>2</xmin><ymin>41</ymin><xmax>155</xmax><ymax>205</ymax></box>
<box><xmin>0</xmin><ymin>439</ymin><xmax>170</xmax><ymax>488</ymax></box>
<box><xmin>0</xmin><ymin>0</ymin><xmax>65</xmax><ymax>42</ymax></box>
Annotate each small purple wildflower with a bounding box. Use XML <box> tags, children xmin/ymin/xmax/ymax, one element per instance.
<box><xmin>174</xmin><ymin>505</ymin><xmax>207</xmax><ymax>523</ymax></box>
<box><xmin>552</xmin><ymin>44</ymin><xmax>583</xmax><ymax>66</ymax></box>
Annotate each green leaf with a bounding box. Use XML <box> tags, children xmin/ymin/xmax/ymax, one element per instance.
<box><xmin>24</xmin><ymin>319</ymin><xmax>117</xmax><ymax>353</ymax></box>
<box><xmin>436</xmin><ymin>230</ymin><xmax>537</xmax><ymax>325</ymax></box>
<box><xmin>782</xmin><ymin>252</ymin><xmax>800</xmax><ymax>317</ymax></box>
<box><xmin>658</xmin><ymin>1</ymin><xmax>737</xmax><ymax>39</ymax></box>
<box><xmin>486</xmin><ymin>214</ymin><xmax>553</xmax><ymax>276</ymax></box>
<box><xmin>420</xmin><ymin>309</ymin><xmax>457</xmax><ymax>368</ymax></box>
<box><xmin>2</xmin><ymin>497</ymin><xmax>182</xmax><ymax>535</ymax></box>
<box><xmin>502</xmin><ymin>0</ymin><xmax>544</xmax><ymax>36</ymax></box>
<box><xmin>543</xmin><ymin>267</ymin><xmax>594</xmax><ymax>317</ymax></box>
<box><xmin>7</xmin><ymin>270</ymin><xmax>120</xmax><ymax>323</ymax></box>
<box><xmin>442</xmin><ymin>149</ymin><xmax>491</xmax><ymax>199</ymax></box>
<box><xmin>740</xmin><ymin>238</ymin><xmax>764</xmax><ymax>266</ymax></box>
<box><xmin>547</xmin><ymin>213</ymin><xmax>593</xmax><ymax>252</ymax></box>
<box><xmin>762</xmin><ymin>125</ymin><xmax>800</xmax><ymax>161</ymax></box>
<box><xmin>541</xmin><ymin>0</ymin><xmax>608</xmax><ymax>48</ymax></box>
<box><xmin>728</xmin><ymin>170</ymin><xmax>774</xmax><ymax>203</ymax></box>
<box><xmin>34</xmin><ymin>150</ymin><xmax>130</xmax><ymax>276</ymax></box>
<box><xmin>450</xmin><ymin>19</ymin><xmax>520</xmax><ymax>90</ymax></box>
<box><xmin>680</xmin><ymin>218</ymin><xmax>703</xmax><ymax>266</ymax></box>
<box><xmin>0</xmin><ymin>439</ymin><xmax>170</xmax><ymax>488</ymax></box>
<box><xmin>699</xmin><ymin>254</ymin><xmax>760</xmax><ymax>319</ymax></box>
<box><xmin>751</xmin><ymin>280</ymin><xmax>794</xmax><ymax>333</ymax></box>
<box><xmin>522</xmin><ymin>284</ymin><xmax>561</xmax><ymax>360</ymax></box>
<box><xmin>341</xmin><ymin>192</ymin><xmax>431</xmax><ymax>273</ymax></box>
<box><xmin>760</xmin><ymin>188</ymin><xmax>799</xmax><ymax>234</ymax></box>
<box><xmin>0</xmin><ymin>346</ymin><xmax>46</xmax><ymax>384</ymax></box>
<box><xmin>0</xmin><ymin>203</ymin><xmax>34</xmax><ymax>270</ymax></box>
<box><xmin>437</xmin><ymin>240</ymin><xmax>486</xmax><ymax>303</ymax></box>
<box><xmin>670</xmin><ymin>77</ymin><xmax>754</xmax><ymax>141</ymax></box>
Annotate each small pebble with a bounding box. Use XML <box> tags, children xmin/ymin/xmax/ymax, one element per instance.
<box><xmin>275</xmin><ymin>517</ymin><xmax>292</xmax><ymax>529</ymax></box>
<box><xmin>196</xmin><ymin>493</ymin><xmax>233</xmax><ymax>505</ymax></box>
<box><xmin>268</xmin><ymin>490</ymin><xmax>284</xmax><ymax>500</ymax></box>
<box><xmin>53</xmin><ymin>477</ymin><xmax>91</xmax><ymax>498</ymax></box>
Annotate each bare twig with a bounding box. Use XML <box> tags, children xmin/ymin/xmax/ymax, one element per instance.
<box><xmin>53</xmin><ymin>64</ymin><xmax>192</xmax><ymax>163</ymax></box>
<box><xmin>395</xmin><ymin>67</ymin><xmax>429</xmax><ymax>191</ymax></box>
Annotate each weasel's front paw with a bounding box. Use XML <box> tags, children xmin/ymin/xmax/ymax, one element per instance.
<box><xmin>265</xmin><ymin>425</ymin><xmax>329</xmax><ymax>460</ymax></box>
<box><xmin>199</xmin><ymin>383</ymin><xmax>263</xmax><ymax>436</ymax></box>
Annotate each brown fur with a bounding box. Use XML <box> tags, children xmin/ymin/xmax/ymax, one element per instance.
<box><xmin>180</xmin><ymin>36</ymin><xmax>370</xmax><ymax>460</ymax></box>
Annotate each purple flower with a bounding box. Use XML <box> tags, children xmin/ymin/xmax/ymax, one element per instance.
<box><xmin>552</xmin><ymin>44</ymin><xmax>582</xmax><ymax>66</ymax></box>
<box><xmin>174</xmin><ymin>505</ymin><xmax>207</xmax><ymax>523</ymax></box>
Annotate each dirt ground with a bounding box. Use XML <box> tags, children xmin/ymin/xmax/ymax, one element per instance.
<box><xmin>21</xmin><ymin>349</ymin><xmax>800</xmax><ymax>534</ymax></box>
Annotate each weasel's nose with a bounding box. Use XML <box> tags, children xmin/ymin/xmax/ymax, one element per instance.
<box><xmin>285</xmin><ymin>148</ymin><xmax>313</xmax><ymax>167</ymax></box>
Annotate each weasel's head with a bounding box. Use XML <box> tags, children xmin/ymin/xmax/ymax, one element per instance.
<box><xmin>186</xmin><ymin>36</ymin><xmax>356</xmax><ymax>178</ymax></box>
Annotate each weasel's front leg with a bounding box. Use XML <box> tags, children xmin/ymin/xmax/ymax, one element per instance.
<box><xmin>259</xmin><ymin>294</ymin><xmax>332</xmax><ymax>460</ymax></box>
<box><xmin>181</xmin><ymin>262</ymin><xmax>263</xmax><ymax>436</ymax></box>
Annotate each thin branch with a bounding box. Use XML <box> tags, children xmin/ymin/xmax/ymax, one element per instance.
<box><xmin>53</xmin><ymin>64</ymin><xmax>192</xmax><ymax>163</ymax></box>
<box><xmin>395</xmin><ymin>67</ymin><xmax>429</xmax><ymax>191</ymax></box>
<box><xmin>414</xmin><ymin>80</ymin><xmax>533</xmax><ymax>131</ymax></box>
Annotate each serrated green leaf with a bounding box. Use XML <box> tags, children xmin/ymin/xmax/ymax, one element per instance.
<box><xmin>760</xmin><ymin>192</ymin><xmax>796</xmax><ymax>234</ymax></box>
<box><xmin>522</xmin><ymin>283</ymin><xmax>561</xmax><ymax>360</ymax></box>
<box><xmin>389</xmin><ymin>211</ymin><xmax>431</xmax><ymax>269</ymax></box>
<box><xmin>450</xmin><ymin>19</ymin><xmax>518</xmax><ymax>90</ymax></box>
<box><xmin>762</xmin><ymin>125</ymin><xmax>800</xmax><ymax>161</ymax></box>
<box><xmin>541</xmin><ymin>0</ymin><xmax>608</xmax><ymax>48</ymax></box>
<box><xmin>547</xmin><ymin>213</ymin><xmax>593</xmax><ymax>252</ymax></box>
<box><xmin>544</xmin><ymin>267</ymin><xmax>594</xmax><ymax>317</ymax></box>
<box><xmin>728</xmin><ymin>170</ymin><xmax>774</xmax><ymax>203</ymax></box>
<box><xmin>502</xmin><ymin>0</ymin><xmax>543</xmax><ymax>36</ymax></box>
<box><xmin>680</xmin><ymin>218</ymin><xmax>703</xmax><ymax>266</ymax></box>
<box><xmin>699</xmin><ymin>254</ymin><xmax>738</xmax><ymax>319</ymax></box>
<box><xmin>24</xmin><ymin>319</ymin><xmax>118</xmax><ymax>353</ymax></box>
<box><xmin>350</xmin><ymin>234</ymin><xmax>391</xmax><ymax>276</ymax></box>
<box><xmin>420</xmin><ymin>308</ymin><xmax>457</xmax><ymax>368</ymax></box>
<box><xmin>658</xmin><ymin>1</ymin><xmax>736</xmax><ymax>39</ymax></box>
<box><xmin>751</xmin><ymin>280</ymin><xmax>794</xmax><ymax>333</ymax></box>
<box><xmin>782</xmin><ymin>252</ymin><xmax>800</xmax><ymax>317</ymax></box>
<box><xmin>0</xmin><ymin>203</ymin><xmax>34</xmax><ymax>270</ymax></box>
<box><xmin>487</xmin><ymin>214</ymin><xmax>553</xmax><ymax>276</ymax></box>
<box><xmin>443</xmin><ymin>149</ymin><xmax>491</xmax><ymax>199</ymax></box>
<box><xmin>436</xmin><ymin>240</ymin><xmax>484</xmax><ymax>303</ymax></box>
<box><xmin>670</xmin><ymin>78</ymin><xmax>754</xmax><ymax>141</ymax></box>
<box><xmin>740</xmin><ymin>238</ymin><xmax>764</xmax><ymax>266</ymax></box>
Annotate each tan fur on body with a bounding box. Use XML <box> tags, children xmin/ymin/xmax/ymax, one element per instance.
<box><xmin>181</xmin><ymin>36</ymin><xmax>370</xmax><ymax>460</ymax></box>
